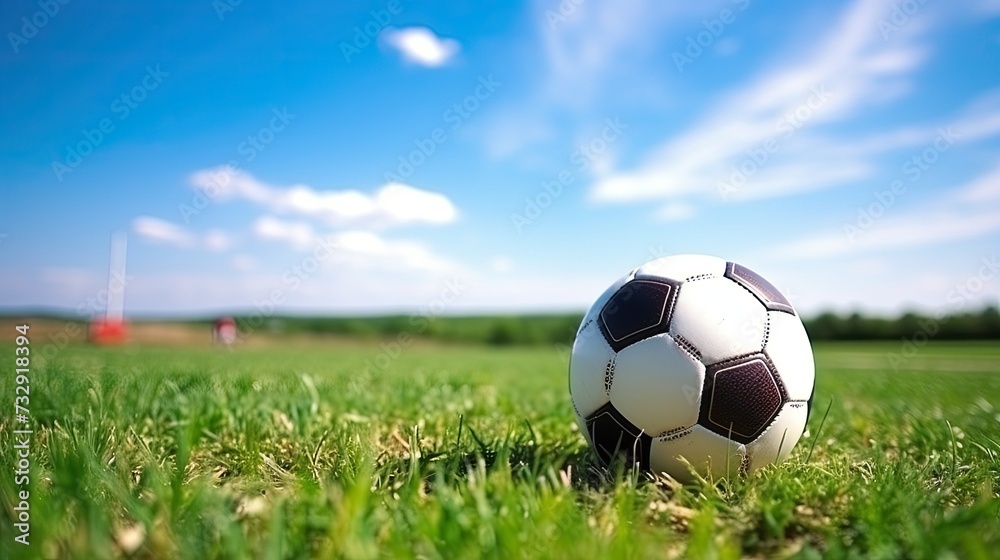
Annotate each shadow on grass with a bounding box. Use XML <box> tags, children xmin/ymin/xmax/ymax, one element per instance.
<box><xmin>368</xmin><ymin>418</ymin><xmax>623</xmax><ymax>494</ymax></box>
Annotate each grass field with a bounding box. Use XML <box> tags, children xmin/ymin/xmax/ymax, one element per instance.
<box><xmin>2</xmin><ymin>338</ymin><xmax>999</xmax><ymax>559</ymax></box>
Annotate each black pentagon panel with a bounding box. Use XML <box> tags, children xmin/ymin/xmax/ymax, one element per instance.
<box><xmin>698</xmin><ymin>354</ymin><xmax>785</xmax><ymax>445</ymax></box>
<box><xmin>585</xmin><ymin>402</ymin><xmax>651</xmax><ymax>470</ymax></box>
<box><xmin>725</xmin><ymin>262</ymin><xmax>795</xmax><ymax>315</ymax></box>
<box><xmin>598</xmin><ymin>279</ymin><xmax>680</xmax><ymax>352</ymax></box>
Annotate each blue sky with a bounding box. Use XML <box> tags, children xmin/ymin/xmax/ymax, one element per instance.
<box><xmin>1</xmin><ymin>0</ymin><xmax>999</xmax><ymax>318</ymax></box>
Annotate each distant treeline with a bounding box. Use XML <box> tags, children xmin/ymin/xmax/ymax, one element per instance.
<box><xmin>230</xmin><ymin>314</ymin><xmax>585</xmax><ymax>346</ymax></box>
<box><xmin>805</xmin><ymin>307</ymin><xmax>1000</xmax><ymax>341</ymax></box>
<box><xmin>229</xmin><ymin>306</ymin><xmax>1000</xmax><ymax>345</ymax></box>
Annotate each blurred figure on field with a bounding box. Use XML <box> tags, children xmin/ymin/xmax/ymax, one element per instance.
<box><xmin>213</xmin><ymin>317</ymin><xmax>237</xmax><ymax>346</ymax></box>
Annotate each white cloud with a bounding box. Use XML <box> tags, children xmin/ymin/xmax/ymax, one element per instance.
<box><xmin>129</xmin><ymin>172</ymin><xmax>463</xmax><ymax>300</ymax></box>
<box><xmin>589</xmin><ymin>0</ymin><xmax>932</xmax><ymax>206</ymax></box>
<box><xmin>958</xmin><ymin>161</ymin><xmax>1000</xmax><ymax>202</ymax></box>
<box><xmin>950</xmin><ymin>89</ymin><xmax>1000</xmax><ymax>141</ymax></box>
<box><xmin>132</xmin><ymin>216</ymin><xmax>194</xmax><ymax>247</ymax></box>
<box><xmin>331</xmin><ymin>230</ymin><xmax>456</xmax><ymax>273</ymax></box>
<box><xmin>771</xmin><ymin>209</ymin><xmax>1000</xmax><ymax>260</ymax></box>
<box><xmin>133</xmin><ymin>216</ymin><xmax>238</xmax><ymax>252</ymax></box>
<box><xmin>473</xmin><ymin>1</ymin><xmax>697</xmax><ymax>160</ymax></box>
<box><xmin>721</xmin><ymin>160</ymin><xmax>873</xmax><ymax>202</ymax></box>
<box><xmin>479</xmin><ymin>114</ymin><xmax>556</xmax><ymax>159</ymax></box>
<box><xmin>769</xmin><ymin>161</ymin><xmax>1000</xmax><ymax>260</ymax></box>
<box><xmin>374</xmin><ymin>183</ymin><xmax>458</xmax><ymax>225</ymax></box>
<box><xmin>540</xmin><ymin>0</ymin><xmax>687</xmax><ymax>105</ymax></box>
<box><xmin>654</xmin><ymin>202</ymin><xmax>696</xmax><ymax>222</ymax></box>
<box><xmin>253</xmin><ymin>216</ymin><xmax>316</xmax><ymax>250</ymax></box>
<box><xmin>488</xmin><ymin>256</ymin><xmax>513</xmax><ymax>273</ymax></box>
<box><xmin>203</xmin><ymin>229</ymin><xmax>234</xmax><ymax>252</ymax></box>
<box><xmin>231</xmin><ymin>255</ymin><xmax>258</xmax><ymax>272</ymax></box>
<box><xmin>190</xmin><ymin>169</ymin><xmax>458</xmax><ymax>229</ymax></box>
<box><xmin>250</xmin><ymin>215</ymin><xmax>457</xmax><ymax>273</ymax></box>
<box><xmin>382</xmin><ymin>27</ymin><xmax>460</xmax><ymax>67</ymax></box>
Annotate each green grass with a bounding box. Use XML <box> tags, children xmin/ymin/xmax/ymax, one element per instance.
<box><xmin>1</xmin><ymin>340</ymin><xmax>999</xmax><ymax>559</ymax></box>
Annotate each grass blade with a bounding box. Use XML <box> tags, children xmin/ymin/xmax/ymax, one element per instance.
<box><xmin>805</xmin><ymin>398</ymin><xmax>834</xmax><ymax>464</ymax></box>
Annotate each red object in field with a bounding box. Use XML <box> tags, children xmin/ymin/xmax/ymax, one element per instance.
<box><xmin>90</xmin><ymin>232</ymin><xmax>130</xmax><ymax>346</ymax></box>
<box><xmin>89</xmin><ymin>319</ymin><xmax>129</xmax><ymax>345</ymax></box>
<box><xmin>213</xmin><ymin>317</ymin><xmax>237</xmax><ymax>345</ymax></box>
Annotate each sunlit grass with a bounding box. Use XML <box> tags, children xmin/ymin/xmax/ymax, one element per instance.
<box><xmin>1</xmin><ymin>341</ymin><xmax>998</xmax><ymax>558</ymax></box>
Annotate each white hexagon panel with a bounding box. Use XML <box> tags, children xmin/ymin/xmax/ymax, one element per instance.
<box><xmin>635</xmin><ymin>254</ymin><xmax>727</xmax><ymax>283</ymax></box>
<box><xmin>610</xmin><ymin>333</ymin><xmax>705</xmax><ymax>437</ymax></box>
<box><xmin>649</xmin><ymin>426</ymin><xmax>746</xmax><ymax>482</ymax></box>
<box><xmin>764</xmin><ymin>310</ymin><xmax>815</xmax><ymax>402</ymax></box>
<box><xmin>569</xmin><ymin>320</ymin><xmax>615</xmax><ymax>419</ymax></box>
<box><xmin>669</xmin><ymin>276</ymin><xmax>768</xmax><ymax>365</ymax></box>
<box><xmin>744</xmin><ymin>401</ymin><xmax>809</xmax><ymax>471</ymax></box>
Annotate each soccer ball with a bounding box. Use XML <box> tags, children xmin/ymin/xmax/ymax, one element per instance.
<box><xmin>569</xmin><ymin>254</ymin><xmax>815</xmax><ymax>481</ymax></box>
